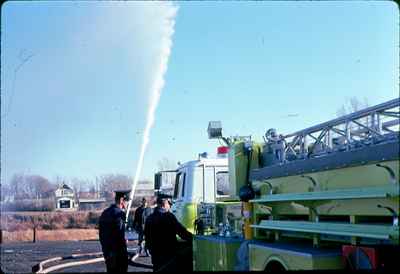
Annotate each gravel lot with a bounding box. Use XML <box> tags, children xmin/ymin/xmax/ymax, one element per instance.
<box><xmin>0</xmin><ymin>240</ymin><xmax>152</xmax><ymax>273</ymax></box>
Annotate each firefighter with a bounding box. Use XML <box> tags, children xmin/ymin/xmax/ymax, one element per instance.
<box><xmin>141</xmin><ymin>199</ymin><xmax>153</xmax><ymax>256</ymax></box>
<box><xmin>144</xmin><ymin>193</ymin><xmax>193</xmax><ymax>272</ymax></box>
<box><xmin>98</xmin><ymin>190</ymin><xmax>130</xmax><ymax>273</ymax></box>
<box><xmin>133</xmin><ymin>197</ymin><xmax>152</xmax><ymax>256</ymax></box>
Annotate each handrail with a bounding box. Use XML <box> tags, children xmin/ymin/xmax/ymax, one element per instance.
<box><xmin>263</xmin><ymin>98</ymin><xmax>399</xmax><ymax>162</ymax></box>
<box><xmin>284</xmin><ymin>98</ymin><xmax>399</xmax><ymax>138</ymax></box>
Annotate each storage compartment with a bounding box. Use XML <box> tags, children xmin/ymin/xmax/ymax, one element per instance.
<box><xmin>249</xmin><ymin>241</ymin><xmax>344</xmax><ymax>270</ymax></box>
<box><xmin>193</xmin><ymin>235</ymin><xmax>243</xmax><ymax>271</ymax></box>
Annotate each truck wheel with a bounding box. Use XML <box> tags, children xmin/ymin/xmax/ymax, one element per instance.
<box><xmin>264</xmin><ymin>260</ymin><xmax>286</xmax><ymax>272</ymax></box>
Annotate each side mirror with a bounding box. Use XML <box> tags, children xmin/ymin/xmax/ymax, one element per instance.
<box><xmin>154</xmin><ymin>172</ymin><xmax>161</xmax><ymax>190</ymax></box>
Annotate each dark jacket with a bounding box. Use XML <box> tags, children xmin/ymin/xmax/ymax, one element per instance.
<box><xmin>142</xmin><ymin>207</ymin><xmax>153</xmax><ymax>230</ymax></box>
<box><xmin>98</xmin><ymin>204</ymin><xmax>127</xmax><ymax>258</ymax></box>
<box><xmin>144</xmin><ymin>207</ymin><xmax>192</xmax><ymax>266</ymax></box>
<box><xmin>133</xmin><ymin>205</ymin><xmax>145</xmax><ymax>232</ymax></box>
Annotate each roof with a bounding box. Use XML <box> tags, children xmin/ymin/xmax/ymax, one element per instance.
<box><xmin>179</xmin><ymin>157</ymin><xmax>228</xmax><ymax>169</ymax></box>
<box><xmin>78</xmin><ymin>198</ymin><xmax>106</xmax><ymax>203</ymax></box>
<box><xmin>60</xmin><ymin>183</ymin><xmax>72</xmax><ymax>190</ymax></box>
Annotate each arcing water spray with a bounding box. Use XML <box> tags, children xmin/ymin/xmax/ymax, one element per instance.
<box><xmin>126</xmin><ymin>4</ymin><xmax>178</xmax><ymax>223</ymax></box>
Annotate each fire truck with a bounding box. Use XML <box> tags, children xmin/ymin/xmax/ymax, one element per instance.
<box><xmin>154</xmin><ymin>149</ymin><xmax>229</xmax><ymax>233</ymax></box>
<box><xmin>156</xmin><ymin>98</ymin><xmax>399</xmax><ymax>270</ymax></box>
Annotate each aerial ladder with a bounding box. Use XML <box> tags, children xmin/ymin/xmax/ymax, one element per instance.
<box><xmin>192</xmin><ymin>98</ymin><xmax>399</xmax><ymax>271</ymax></box>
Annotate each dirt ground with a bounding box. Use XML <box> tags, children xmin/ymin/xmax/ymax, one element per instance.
<box><xmin>0</xmin><ymin>240</ymin><xmax>152</xmax><ymax>273</ymax></box>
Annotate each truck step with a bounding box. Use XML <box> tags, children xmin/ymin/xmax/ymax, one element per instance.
<box><xmin>250</xmin><ymin>185</ymin><xmax>399</xmax><ymax>204</ymax></box>
<box><xmin>251</xmin><ymin>220</ymin><xmax>399</xmax><ymax>242</ymax></box>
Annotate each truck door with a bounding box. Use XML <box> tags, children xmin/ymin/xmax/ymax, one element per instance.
<box><xmin>202</xmin><ymin>166</ymin><xmax>215</xmax><ymax>203</ymax></box>
<box><xmin>172</xmin><ymin>170</ymin><xmax>187</xmax><ymax>221</ymax></box>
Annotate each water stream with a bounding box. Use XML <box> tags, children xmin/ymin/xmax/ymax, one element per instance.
<box><xmin>125</xmin><ymin>5</ymin><xmax>178</xmax><ymax>222</ymax></box>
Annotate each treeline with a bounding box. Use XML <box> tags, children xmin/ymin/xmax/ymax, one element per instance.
<box><xmin>1</xmin><ymin>173</ymin><xmax>152</xmax><ymax>211</ymax></box>
<box><xmin>2</xmin><ymin>199</ymin><xmax>56</xmax><ymax>212</ymax></box>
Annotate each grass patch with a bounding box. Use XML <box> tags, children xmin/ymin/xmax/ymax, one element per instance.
<box><xmin>1</xmin><ymin>211</ymin><xmax>103</xmax><ymax>231</ymax></box>
<box><xmin>2</xmin><ymin>229</ymin><xmax>99</xmax><ymax>243</ymax></box>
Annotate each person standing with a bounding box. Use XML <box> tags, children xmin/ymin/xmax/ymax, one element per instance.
<box><xmin>144</xmin><ymin>194</ymin><xmax>193</xmax><ymax>272</ymax></box>
<box><xmin>133</xmin><ymin>198</ymin><xmax>147</xmax><ymax>256</ymax></box>
<box><xmin>141</xmin><ymin>199</ymin><xmax>153</xmax><ymax>256</ymax></box>
<box><xmin>99</xmin><ymin>190</ymin><xmax>130</xmax><ymax>273</ymax></box>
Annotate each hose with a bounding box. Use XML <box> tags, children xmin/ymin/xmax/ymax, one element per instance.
<box><xmin>38</xmin><ymin>257</ymin><xmax>104</xmax><ymax>273</ymax></box>
<box><xmin>34</xmin><ymin>252</ymin><xmax>104</xmax><ymax>273</ymax></box>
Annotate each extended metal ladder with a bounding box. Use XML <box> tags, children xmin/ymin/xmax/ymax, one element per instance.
<box><xmin>280</xmin><ymin>98</ymin><xmax>399</xmax><ymax>160</ymax></box>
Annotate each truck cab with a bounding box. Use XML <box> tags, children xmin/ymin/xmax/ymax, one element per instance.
<box><xmin>155</xmin><ymin>149</ymin><xmax>229</xmax><ymax>233</ymax></box>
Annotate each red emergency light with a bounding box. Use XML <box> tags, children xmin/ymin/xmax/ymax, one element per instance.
<box><xmin>217</xmin><ymin>146</ymin><xmax>229</xmax><ymax>155</ymax></box>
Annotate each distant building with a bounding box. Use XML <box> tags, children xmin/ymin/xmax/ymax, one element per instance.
<box><xmin>74</xmin><ymin>182</ymin><xmax>154</xmax><ymax>210</ymax></box>
<box><xmin>78</xmin><ymin>198</ymin><xmax>107</xmax><ymax>211</ymax></box>
<box><xmin>54</xmin><ymin>183</ymin><xmax>77</xmax><ymax>211</ymax></box>
<box><xmin>134</xmin><ymin>181</ymin><xmax>154</xmax><ymax>197</ymax></box>
<box><xmin>77</xmin><ymin>192</ymin><xmax>98</xmax><ymax>199</ymax></box>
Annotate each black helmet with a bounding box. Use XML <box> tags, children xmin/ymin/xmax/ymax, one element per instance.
<box><xmin>115</xmin><ymin>190</ymin><xmax>131</xmax><ymax>201</ymax></box>
<box><xmin>156</xmin><ymin>193</ymin><xmax>173</xmax><ymax>205</ymax></box>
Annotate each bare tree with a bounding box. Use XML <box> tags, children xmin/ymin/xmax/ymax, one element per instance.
<box><xmin>9</xmin><ymin>173</ymin><xmax>27</xmax><ymax>200</ymax></box>
<box><xmin>98</xmin><ymin>174</ymin><xmax>133</xmax><ymax>200</ymax></box>
<box><xmin>4</xmin><ymin>174</ymin><xmax>55</xmax><ymax>200</ymax></box>
<box><xmin>70</xmin><ymin>177</ymin><xmax>89</xmax><ymax>199</ymax></box>
<box><xmin>25</xmin><ymin>175</ymin><xmax>55</xmax><ymax>199</ymax></box>
<box><xmin>336</xmin><ymin>96</ymin><xmax>370</xmax><ymax>132</ymax></box>
<box><xmin>89</xmin><ymin>183</ymin><xmax>97</xmax><ymax>196</ymax></box>
<box><xmin>336</xmin><ymin>96</ymin><xmax>369</xmax><ymax>117</ymax></box>
<box><xmin>157</xmin><ymin>157</ymin><xmax>177</xmax><ymax>171</ymax></box>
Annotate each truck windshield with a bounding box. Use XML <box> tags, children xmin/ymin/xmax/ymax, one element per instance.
<box><xmin>173</xmin><ymin>173</ymin><xmax>181</xmax><ymax>199</ymax></box>
<box><xmin>173</xmin><ymin>172</ymin><xmax>186</xmax><ymax>199</ymax></box>
<box><xmin>216</xmin><ymin>171</ymin><xmax>229</xmax><ymax>196</ymax></box>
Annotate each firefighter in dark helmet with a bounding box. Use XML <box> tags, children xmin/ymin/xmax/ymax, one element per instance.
<box><xmin>99</xmin><ymin>190</ymin><xmax>131</xmax><ymax>273</ymax></box>
<box><xmin>144</xmin><ymin>193</ymin><xmax>193</xmax><ymax>272</ymax></box>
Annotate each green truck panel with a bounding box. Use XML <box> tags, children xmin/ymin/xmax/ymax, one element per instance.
<box><xmin>193</xmin><ymin>235</ymin><xmax>243</xmax><ymax>271</ymax></box>
<box><xmin>249</xmin><ymin>242</ymin><xmax>344</xmax><ymax>270</ymax></box>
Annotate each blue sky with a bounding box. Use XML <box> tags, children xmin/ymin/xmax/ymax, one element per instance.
<box><xmin>1</xmin><ymin>1</ymin><xmax>398</xmax><ymax>185</ymax></box>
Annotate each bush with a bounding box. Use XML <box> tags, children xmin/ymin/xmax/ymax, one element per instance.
<box><xmin>1</xmin><ymin>211</ymin><xmax>105</xmax><ymax>231</ymax></box>
<box><xmin>86</xmin><ymin>211</ymin><xmax>101</xmax><ymax>228</ymax></box>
